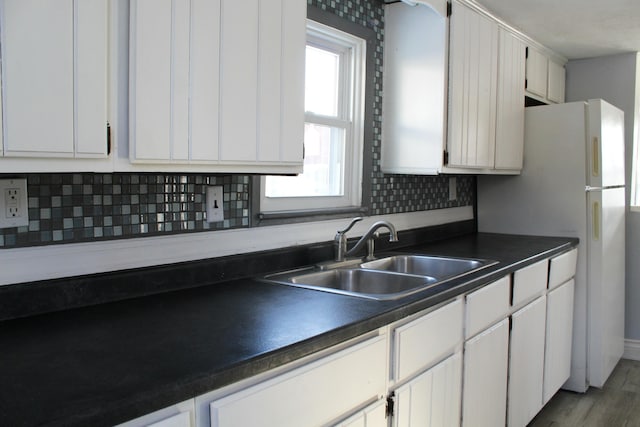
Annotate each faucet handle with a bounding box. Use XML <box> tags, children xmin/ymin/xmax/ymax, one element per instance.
<box><xmin>336</xmin><ymin>217</ymin><xmax>363</xmax><ymax>236</ymax></box>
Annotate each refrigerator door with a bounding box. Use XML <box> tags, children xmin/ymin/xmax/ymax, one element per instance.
<box><xmin>587</xmin><ymin>99</ymin><xmax>626</xmax><ymax>188</ymax></box>
<box><xmin>586</xmin><ymin>186</ymin><xmax>625</xmax><ymax>387</ymax></box>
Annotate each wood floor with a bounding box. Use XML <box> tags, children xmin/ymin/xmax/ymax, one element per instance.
<box><xmin>529</xmin><ymin>359</ymin><xmax>640</xmax><ymax>426</ymax></box>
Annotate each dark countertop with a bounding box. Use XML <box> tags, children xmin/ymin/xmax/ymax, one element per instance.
<box><xmin>0</xmin><ymin>233</ymin><xmax>577</xmax><ymax>427</ymax></box>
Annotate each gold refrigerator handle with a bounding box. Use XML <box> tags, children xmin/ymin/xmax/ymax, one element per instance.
<box><xmin>593</xmin><ymin>201</ymin><xmax>600</xmax><ymax>241</ymax></box>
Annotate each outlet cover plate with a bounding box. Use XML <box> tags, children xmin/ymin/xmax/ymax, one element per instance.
<box><xmin>206</xmin><ymin>186</ymin><xmax>224</xmax><ymax>223</ymax></box>
<box><xmin>0</xmin><ymin>178</ymin><xmax>29</xmax><ymax>229</ymax></box>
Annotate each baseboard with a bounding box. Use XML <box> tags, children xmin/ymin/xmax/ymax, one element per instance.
<box><xmin>624</xmin><ymin>339</ymin><xmax>640</xmax><ymax>361</ymax></box>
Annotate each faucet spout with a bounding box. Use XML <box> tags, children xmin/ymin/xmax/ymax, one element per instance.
<box><xmin>345</xmin><ymin>220</ymin><xmax>398</xmax><ymax>259</ymax></box>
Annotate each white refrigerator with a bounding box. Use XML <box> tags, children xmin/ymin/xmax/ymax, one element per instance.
<box><xmin>477</xmin><ymin>99</ymin><xmax>626</xmax><ymax>393</ymax></box>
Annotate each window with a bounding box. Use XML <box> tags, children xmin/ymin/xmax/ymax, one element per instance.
<box><xmin>260</xmin><ymin>19</ymin><xmax>366</xmax><ymax>213</ymax></box>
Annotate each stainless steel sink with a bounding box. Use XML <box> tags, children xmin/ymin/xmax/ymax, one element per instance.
<box><xmin>360</xmin><ymin>255</ymin><xmax>497</xmax><ymax>280</ymax></box>
<box><xmin>264</xmin><ymin>268</ymin><xmax>437</xmax><ymax>300</ymax></box>
<box><xmin>261</xmin><ymin>254</ymin><xmax>497</xmax><ymax>300</ymax></box>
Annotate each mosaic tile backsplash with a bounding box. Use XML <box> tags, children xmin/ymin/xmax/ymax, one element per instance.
<box><xmin>0</xmin><ymin>0</ymin><xmax>475</xmax><ymax>249</ymax></box>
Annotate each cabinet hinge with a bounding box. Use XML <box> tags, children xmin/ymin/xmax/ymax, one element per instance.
<box><xmin>386</xmin><ymin>392</ymin><xmax>395</xmax><ymax>418</ymax></box>
<box><xmin>106</xmin><ymin>121</ymin><xmax>112</xmax><ymax>155</ymax></box>
<box><xmin>509</xmin><ymin>316</ymin><xmax>513</xmax><ymax>331</ymax></box>
<box><xmin>446</xmin><ymin>1</ymin><xmax>452</xmax><ymax>17</ymax></box>
<box><xmin>443</xmin><ymin>150</ymin><xmax>449</xmax><ymax>165</ymax></box>
<box><xmin>525</xmin><ymin>78</ymin><xmax>528</xmax><ymax>90</ymax></box>
<box><xmin>525</xmin><ymin>46</ymin><xmax>529</xmax><ymax>59</ymax></box>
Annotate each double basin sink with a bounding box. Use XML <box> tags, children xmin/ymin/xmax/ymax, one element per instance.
<box><xmin>262</xmin><ymin>254</ymin><xmax>497</xmax><ymax>300</ymax></box>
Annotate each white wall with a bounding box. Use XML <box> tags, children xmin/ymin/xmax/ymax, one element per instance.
<box><xmin>565</xmin><ymin>52</ymin><xmax>640</xmax><ymax>341</ymax></box>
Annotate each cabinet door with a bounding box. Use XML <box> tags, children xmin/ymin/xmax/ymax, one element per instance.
<box><xmin>394</xmin><ymin>352</ymin><xmax>462</xmax><ymax>427</ymax></box>
<box><xmin>462</xmin><ymin>319</ymin><xmax>508</xmax><ymax>427</ymax></box>
<box><xmin>525</xmin><ymin>46</ymin><xmax>548</xmax><ymax>98</ymax></box>
<box><xmin>210</xmin><ymin>335</ymin><xmax>387</xmax><ymax>427</ymax></box>
<box><xmin>393</xmin><ymin>299</ymin><xmax>463</xmax><ymax>383</ymax></box>
<box><xmin>544</xmin><ymin>279</ymin><xmax>575</xmax><ymax>403</ymax></box>
<box><xmin>381</xmin><ymin>1</ymin><xmax>448</xmax><ymax>175</ymax></box>
<box><xmin>2</xmin><ymin>0</ymin><xmax>108</xmax><ymax>158</ymax></box>
<box><xmin>130</xmin><ymin>0</ymin><xmax>304</xmax><ymax>170</ymax></box>
<box><xmin>508</xmin><ymin>295</ymin><xmax>546</xmax><ymax>427</ymax></box>
<box><xmin>547</xmin><ymin>59</ymin><xmax>566</xmax><ymax>103</ymax></box>
<box><xmin>494</xmin><ymin>28</ymin><xmax>526</xmax><ymax>170</ymax></box>
<box><xmin>448</xmin><ymin>1</ymin><xmax>498</xmax><ymax>169</ymax></box>
<box><xmin>130</xmin><ymin>0</ymin><xmax>220</xmax><ymax>162</ymax></box>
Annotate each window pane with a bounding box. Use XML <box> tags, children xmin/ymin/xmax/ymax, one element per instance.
<box><xmin>305</xmin><ymin>45</ymin><xmax>340</xmax><ymax>117</ymax></box>
<box><xmin>265</xmin><ymin>123</ymin><xmax>345</xmax><ymax>198</ymax></box>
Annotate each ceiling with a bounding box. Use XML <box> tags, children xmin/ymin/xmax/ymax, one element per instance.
<box><xmin>474</xmin><ymin>0</ymin><xmax>640</xmax><ymax>60</ymax></box>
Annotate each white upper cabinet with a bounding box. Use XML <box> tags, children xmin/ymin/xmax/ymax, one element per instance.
<box><xmin>129</xmin><ymin>0</ymin><xmax>305</xmax><ymax>174</ymax></box>
<box><xmin>526</xmin><ymin>45</ymin><xmax>566</xmax><ymax>104</ymax></box>
<box><xmin>447</xmin><ymin>1</ymin><xmax>525</xmax><ymax>174</ymax></box>
<box><xmin>448</xmin><ymin>0</ymin><xmax>499</xmax><ymax>169</ymax></box>
<box><xmin>0</xmin><ymin>0</ymin><xmax>109</xmax><ymax>160</ymax></box>
<box><xmin>381</xmin><ymin>0</ymin><xmax>448</xmax><ymax>175</ymax></box>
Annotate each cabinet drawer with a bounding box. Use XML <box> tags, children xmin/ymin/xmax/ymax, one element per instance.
<box><xmin>465</xmin><ymin>276</ymin><xmax>510</xmax><ymax>339</ymax></box>
<box><xmin>209</xmin><ymin>335</ymin><xmax>387</xmax><ymax>427</ymax></box>
<box><xmin>548</xmin><ymin>248</ymin><xmax>578</xmax><ymax>290</ymax></box>
<box><xmin>512</xmin><ymin>259</ymin><xmax>548</xmax><ymax>307</ymax></box>
<box><xmin>393</xmin><ymin>299</ymin><xmax>463</xmax><ymax>382</ymax></box>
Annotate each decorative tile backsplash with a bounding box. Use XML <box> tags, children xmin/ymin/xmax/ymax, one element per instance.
<box><xmin>0</xmin><ymin>0</ymin><xmax>475</xmax><ymax>249</ymax></box>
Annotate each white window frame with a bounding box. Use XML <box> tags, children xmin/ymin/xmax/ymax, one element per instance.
<box><xmin>260</xmin><ymin>19</ymin><xmax>366</xmax><ymax>213</ymax></box>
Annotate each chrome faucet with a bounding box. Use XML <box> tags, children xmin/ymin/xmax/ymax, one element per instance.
<box><xmin>334</xmin><ymin>218</ymin><xmax>399</xmax><ymax>262</ymax></box>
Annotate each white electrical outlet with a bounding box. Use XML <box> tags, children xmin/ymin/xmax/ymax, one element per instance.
<box><xmin>206</xmin><ymin>186</ymin><xmax>224</xmax><ymax>223</ymax></box>
<box><xmin>0</xmin><ymin>178</ymin><xmax>29</xmax><ymax>229</ymax></box>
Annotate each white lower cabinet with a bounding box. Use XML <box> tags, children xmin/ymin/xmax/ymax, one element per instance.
<box><xmin>462</xmin><ymin>319</ymin><xmax>509</xmax><ymax>427</ymax></box>
<box><xmin>393</xmin><ymin>352</ymin><xmax>463</xmax><ymax>427</ymax></box>
<box><xmin>543</xmin><ymin>279</ymin><xmax>575</xmax><ymax>403</ymax></box>
<box><xmin>508</xmin><ymin>295</ymin><xmax>547</xmax><ymax>427</ymax></box>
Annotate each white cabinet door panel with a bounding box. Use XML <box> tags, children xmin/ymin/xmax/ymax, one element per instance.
<box><xmin>130</xmin><ymin>0</ymin><xmax>172</xmax><ymax>161</ymax></box>
<box><xmin>508</xmin><ymin>295</ymin><xmax>546</xmax><ymax>427</ymax></box>
<box><xmin>190</xmin><ymin>0</ymin><xmax>221</xmax><ymax>161</ymax></box>
<box><xmin>526</xmin><ymin>46</ymin><xmax>547</xmax><ymax>98</ymax></box>
<box><xmin>512</xmin><ymin>259</ymin><xmax>548</xmax><ymax>307</ymax></box>
<box><xmin>75</xmin><ymin>0</ymin><xmax>109</xmax><ymax>156</ymax></box>
<box><xmin>272</xmin><ymin>0</ymin><xmax>305</xmax><ymax>165</ymax></box>
<box><xmin>544</xmin><ymin>279</ymin><xmax>575</xmax><ymax>403</ymax></box>
<box><xmin>495</xmin><ymin>28</ymin><xmax>525</xmax><ymax>170</ymax></box>
<box><xmin>394</xmin><ymin>352</ymin><xmax>462</xmax><ymax>427</ymax></box>
<box><xmin>257</xmin><ymin>0</ymin><xmax>282</xmax><ymax>163</ymax></box>
<box><xmin>462</xmin><ymin>319</ymin><xmax>508</xmax><ymax>427</ymax></box>
<box><xmin>393</xmin><ymin>299</ymin><xmax>463</xmax><ymax>382</ymax></box>
<box><xmin>547</xmin><ymin>59</ymin><xmax>566</xmax><ymax>103</ymax></box>
<box><xmin>170</xmin><ymin>1</ymin><xmax>191</xmax><ymax>162</ymax></box>
<box><xmin>448</xmin><ymin>1</ymin><xmax>498</xmax><ymax>169</ymax></box>
<box><xmin>548</xmin><ymin>248</ymin><xmax>578</xmax><ymax>290</ymax></box>
<box><xmin>465</xmin><ymin>275</ymin><xmax>510</xmax><ymax>339</ymax></box>
<box><xmin>3</xmin><ymin>0</ymin><xmax>74</xmax><ymax>156</ymax></box>
<box><xmin>219</xmin><ymin>0</ymin><xmax>259</xmax><ymax>162</ymax></box>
